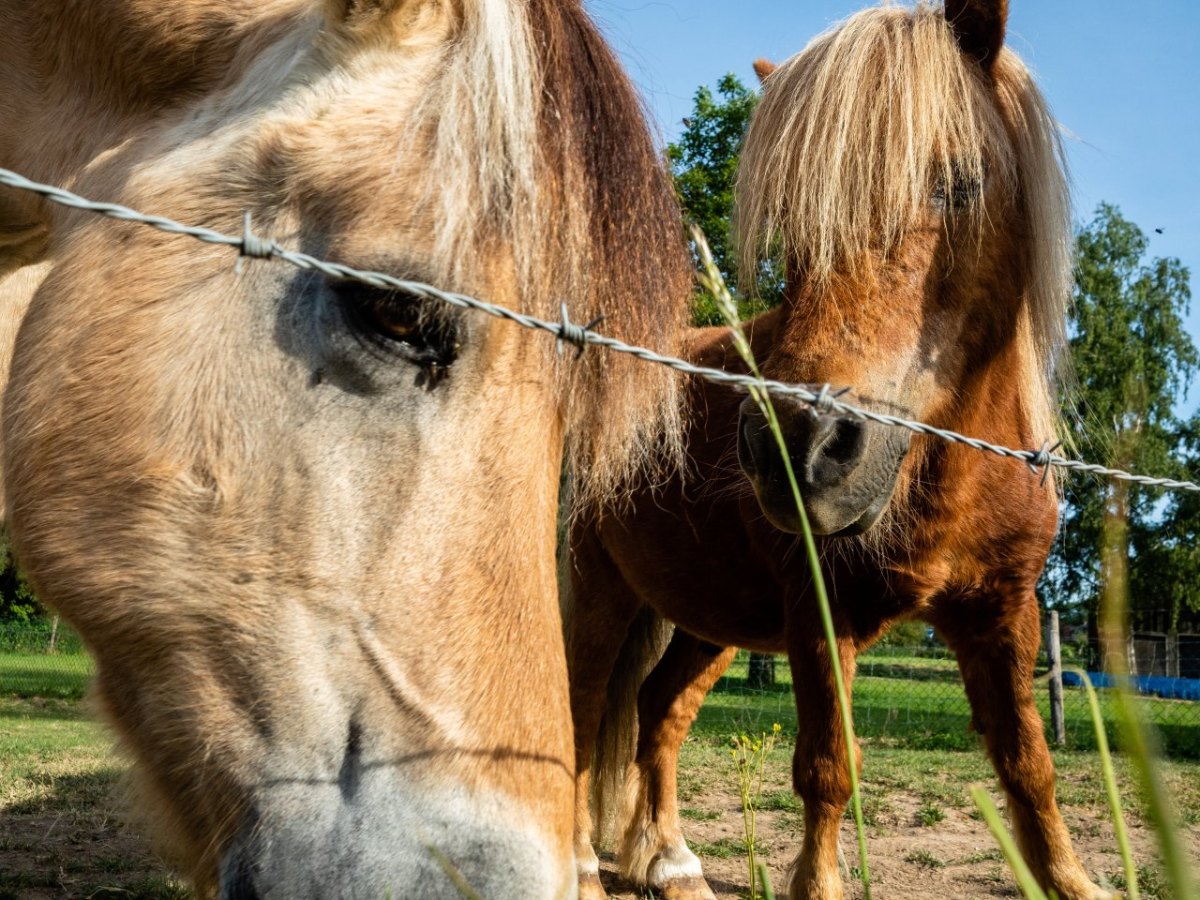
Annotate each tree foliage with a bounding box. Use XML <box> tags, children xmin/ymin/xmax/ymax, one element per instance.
<box><xmin>1045</xmin><ymin>204</ymin><xmax>1199</xmax><ymax>631</ymax></box>
<box><xmin>667</xmin><ymin>74</ymin><xmax>783</xmax><ymax>324</ymax></box>
<box><xmin>0</xmin><ymin>532</ymin><xmax>41</xmax><ymax>623</ymax></box>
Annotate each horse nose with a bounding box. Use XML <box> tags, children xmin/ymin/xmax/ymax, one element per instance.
<box><xmin>737</xmin><ymin>401</ymin><xmax>867</xmax><ymax>491</ymax></box>
<box><xmin>217</xmin><ymin>778</ymin><xmax>572</xmax><ymax>900</ymax></box>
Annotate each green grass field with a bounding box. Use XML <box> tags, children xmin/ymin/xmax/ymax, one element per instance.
<box><xmin>0</xmin><ymin>652</ymin><xmax>93</xmax><ymax>700</ymax></box>
<box><xmin>713</xmin><ymin>650</ymin><xmax>1200</xmax><ymax>759</ymax></box>
<box><xmin>2</xmin><ymin>649</ymin><xmax>1198</xmax><ymax>898</ymax></box>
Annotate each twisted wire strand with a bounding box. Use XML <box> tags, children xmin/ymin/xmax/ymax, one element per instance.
<box><xmin>2</xmin><ymin>165</ymin><xmax>1196</xmax><ymax>495</ymax></box>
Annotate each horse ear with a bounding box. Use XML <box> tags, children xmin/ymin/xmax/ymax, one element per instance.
<box><xmin>752</xmin><ymin>59</ymin><xmax>777</xmax><ymax>83</ymax></box>
<box><xmin>944</xmin><ymin>0</ymin><xmax>1008</xmax><ymax>72</ymax></box>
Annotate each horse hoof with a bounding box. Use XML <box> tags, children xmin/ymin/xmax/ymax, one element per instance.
<box><xmin>1048</xmin><ymin>872</ymin><xmax>1115</xmax><ymax>900</ymax></box>
<box><xmin>656</xmin><ymin>875</ymin><xmax>718</xmax><ymax>900</ymax></box>
<box><xmin>578</xmin><ymin>873</ymin><xmax>609</xmax><ymax>900</ymax></box>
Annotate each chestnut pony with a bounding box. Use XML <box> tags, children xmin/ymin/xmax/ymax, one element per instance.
<box><xmin>0</xmin><ymin>0</ymin><xmax>689</xmax><ymax>896</ymax></box>
<box><xmin>567</xmin><ymin>3</ymin><xmax>1106</xmax><ymax>899</ymax></box>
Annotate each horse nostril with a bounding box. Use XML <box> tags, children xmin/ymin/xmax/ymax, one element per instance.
<box><xmin>802</xmin><ymin>417</ymin><xmax>868</xmax><ymax>488</ymax></box>
<box><xmin>823</xmin><ymin>418</ymin><xmax>866</xmax><ymax>465</ymax></box>
<box><xmin>737</xmin><ymin>412</ymin><xmax>763</xmax><ymax>478</ymax></box>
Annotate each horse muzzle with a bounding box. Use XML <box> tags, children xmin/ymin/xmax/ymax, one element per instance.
<box><xmin>218</xmin><ymin>778</ymin><xmax>572</xmax><ymax>900</ymax></box>
<box><xmin>737</xmin><ymin>396</ymin><xmax>909</xmax><ymax>536</ymax></box>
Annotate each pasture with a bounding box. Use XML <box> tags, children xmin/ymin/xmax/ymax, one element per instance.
<box><xmin>3</xmin><ymin>651</ymin><xmax>1197</xmax><ymax>899</ymax></box>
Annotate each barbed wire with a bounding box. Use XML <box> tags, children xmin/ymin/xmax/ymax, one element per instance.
<box><xmin>1</xmin><ymin>165</ymin><xmax>1197</xmax><ymax>495</ymax></box>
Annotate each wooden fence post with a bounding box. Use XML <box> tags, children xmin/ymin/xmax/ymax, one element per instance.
<box><xmin>1047</xmin><ymin>610</ymin><xmax>1065</xmax><ymax>747</ymax></box>
<box><xmin>47</xmin><ymin>614</ymin><xmax>60</xmax><ymax>654</ymax></box>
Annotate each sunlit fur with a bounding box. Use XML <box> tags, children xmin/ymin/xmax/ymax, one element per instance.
<box><xmin>736</xmin><ymin>4</ymin><xmax>1070</xmax><ymax>446</ymax></box>
<box><xmin>1</xmin><ymin>0</ymin><xmax>687</xmax><ymax>509</ymax></box>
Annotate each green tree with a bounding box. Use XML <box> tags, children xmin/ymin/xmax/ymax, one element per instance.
<box><xmin>667</xmin><ymin>74</ymin><xmax>783</xmax><ymax>324</ymax></box>
<box><xmin>1044</xmin><ymin>204</ymin><xmax>1198</xmax><ymax>643</ymax></box>
<box><xmin>0</xmin><ymin>531</ymin><xmax>42</xmax><ymax>623</ymax></box>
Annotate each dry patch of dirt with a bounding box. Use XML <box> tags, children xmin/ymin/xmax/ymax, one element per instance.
<box><xmin>0</xmin><ymin>807</ymin><xmax>184</xmax><ymax>900</ymax></box>
<box><xmin>598</xmin><ymin>766</ymin><xmax>1199</xmax><ymax>899</ymax></box>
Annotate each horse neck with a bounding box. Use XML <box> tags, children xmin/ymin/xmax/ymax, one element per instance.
<box><xmin>953</xmin><ymin>321</ymin><xmax>1053</xmax><ymax>463</ymax></box>
<box><xmin>0</xmin><ymin>1</ymin><xmax>306</xmax><ymax>183</ymax></box>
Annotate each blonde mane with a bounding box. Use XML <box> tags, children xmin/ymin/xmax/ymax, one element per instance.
<box><xmin>350</xmin><ymin>0</ymin><xmax>690</xmax><ymax>503</ymax></box>
<box><xmin>404</xmin><ymin>0</ymin><xmax>540</xmax><ymax>289</ymax></box>
<box><xmin>736</xmin><ymin>2</ymin><xmax>1071</xmax><ymax>439</ymax></box>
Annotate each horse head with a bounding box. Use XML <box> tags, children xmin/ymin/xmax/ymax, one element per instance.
<box><xmin>734</xmin><ymin>0</ymin><xmax>1067</xmax><ymax>539</ymax></box>
<box><xmin>0</xmin><ymin>0</ymin><xmax>687</xmax><ymax>895</ymax></box>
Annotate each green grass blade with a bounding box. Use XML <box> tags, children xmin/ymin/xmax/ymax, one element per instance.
<box><xmin>757</xmin><ymin>392</ymin><xmax>873</xmax><ymax>899</ymax></box>
<box><xmin>423</xmin><ymin>843</ymin><xmax>483</xmax><ymax>900</ymax></box>
<box><xmin>1100</xmin><ymin>488</ymin><xmax>1197</xmax><ymax>900</ymax></box>
<box><xmin>693</xmin><ymin>227</ymin><xmax>872</xmax><ymax>899</ymax></box>
<box><xmin>969</xmin><ymin>786</ymin><xmax>1050</xmax><ymax>900</ymax></box>
<box><xmin>1063</xmin><ymin>666</ymin><xmax>1138</xmax><ymax>900</ymax></box>
<box><xmin>1110</xmin><ymin>680</ymin><xmax>1195</xmax><ymax>899</ymax></box>
<box><xmin>758</xmin><ymin>861</ymin><xmax>777</xmax><ymax>900</ymax></box>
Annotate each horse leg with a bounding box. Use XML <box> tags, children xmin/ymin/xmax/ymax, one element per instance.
<box><xmin>619</xmin><ymin>631</ymin><xmax>736</xmax><ymax>900</ymax></box>
<box><xmin>787</xmin><ymin>631</ymin><xmax>859</xmax><ymax>900</ymax></box>
<box><xmin>937</xmin><ymin>596</ymin><xmax>1107</xmax><ymax>900</ymax></box>
<box><xmin>565</xmin><ymin>529</ymin><xmax>645</xmax><ymax>900</ymax></box>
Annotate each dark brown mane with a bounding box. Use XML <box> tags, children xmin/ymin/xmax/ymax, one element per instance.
<box><xmin>530</xmin><ymin>0</ymin><xmax>691</xmax><ymax>502</ymax></box>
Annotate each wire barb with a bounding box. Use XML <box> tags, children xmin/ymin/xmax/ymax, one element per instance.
<box><xmin>555</xmin><ymin>302</ymin><xmax>604</xmax><ymax>358</ymax></box>
<box><xmin>236</xmin><ymin>211</ymin><xmax>277</xmax><ymax>276</ymax></box>
<box><xmin>1026</xmin><ymin>439</ymin><xmax>1064</xmax><ymax>486</ymax></box>
<box><xmin>809</xmin><ymin>383</ymin><xmax>852</xmax><ymax>418</ymax></box>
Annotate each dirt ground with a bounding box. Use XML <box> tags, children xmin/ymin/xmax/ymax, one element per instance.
<box><xmin>3</xmin><ymin>721</ymin><xmax>1198</xmax><ymax>899</ymax></box>
<box><xmin>599</xmin><ymin>788</ymin><xmax>1196</xmax><ymax>899</ymax></box>
<box><xmin>0</xmin><ymin>809</ymin><xmax>185</xmax><ymax>899</ymax></box>
<box><xmin>5</xmin><ymin>781</ymin><xmax>1195</xmax><ymax>899</ymax></box>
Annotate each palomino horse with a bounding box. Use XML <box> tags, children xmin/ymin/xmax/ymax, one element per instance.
<box><xmin>567</xmin><ymin>2</ymin><xmax>1106</xmax><ymax>899</ymax></box>
<box><xmin>0</xmin><ymin>1</ymin><xmax>690</xmax><ymax>896</ymax></box>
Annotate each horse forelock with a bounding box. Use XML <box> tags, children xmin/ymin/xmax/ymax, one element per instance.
<box><xmin>736</xmin><ymin>2</ymin><xmax>1071</xmax><ymax>435</ymax></box>
<box><xmin>372</xmin><ymin>0</ymin><xmax>689</xmax><ymax>506</ymax></box>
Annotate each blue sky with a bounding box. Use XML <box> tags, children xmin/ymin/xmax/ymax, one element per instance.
<box><xmin>587</xmin><ymin>0</ymin><xmax>1200</xmax><ymax>408</ymax></box>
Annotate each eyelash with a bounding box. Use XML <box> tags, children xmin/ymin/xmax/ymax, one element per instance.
<box><xmin>333</xmin><ymin>281</ymin><xmax>460</xmax><ymax>380</ymax></box>
<box><xmin>932</xmin><ymin>167</ymin><xmax>984</xmax><ymax>208</ymax></box>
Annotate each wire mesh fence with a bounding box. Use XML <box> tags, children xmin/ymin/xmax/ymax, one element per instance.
<box><xmin>4</xmin><ymin>620</ymin><xmax>1198</xmax><ymax>759</ymax></box>
<box><xmin>0</xmin><ymin>620</ymin><xmax>93</xmax><ymax>699</ymax></box>
<box><xmin>702</xmin><ymin>643</ymin><xmax>1200</xmax><ymax>761</ymax></box>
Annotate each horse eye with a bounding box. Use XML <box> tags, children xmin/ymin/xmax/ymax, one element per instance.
<box><xmin>358</xmin><ymin>289</ymin><xmax>422</xmax><ymax>341</ymax></box>
<box><xmin>334</xmin><ymin>281</ymin><xmax>459</xmax><ymax>376</ymax></box>
<box><xmin>932</xmin><ymin>165</ymin><xmax>984</xmax><ymax>209</ymax></box>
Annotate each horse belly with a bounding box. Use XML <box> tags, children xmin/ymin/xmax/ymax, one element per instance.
<box><xmin>620</xmin><ymin>552</ymin><xmax>786</xmax><ymax>652</ymax></box>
